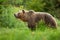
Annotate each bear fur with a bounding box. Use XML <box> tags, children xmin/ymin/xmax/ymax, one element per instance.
<box><xmin>14</xmin><ymin>10</ymin><xmax>57</xmax><ymax>30</ymax></box>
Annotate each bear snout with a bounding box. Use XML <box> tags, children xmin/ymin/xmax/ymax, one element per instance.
<box><xmin>14</xmin><ymin>14</ymin><xmax>18</xmax><ymax>18</ymax></box>
<box><xmin>14</xmin><ymin>14</ymin><xmax>16</xmax><ymax>17</ymax></box>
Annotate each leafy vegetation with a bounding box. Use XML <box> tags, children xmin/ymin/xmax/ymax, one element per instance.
<box><xmin>0</xmin><ymin>0</ymin><xmax>60</xmax><ymax>40</ymax></box>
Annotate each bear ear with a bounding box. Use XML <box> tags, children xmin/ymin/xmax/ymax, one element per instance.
<box><xmin>22</xmin><ymin>10</ymin><xmax>25</xmax><ymax>13</ymax></box>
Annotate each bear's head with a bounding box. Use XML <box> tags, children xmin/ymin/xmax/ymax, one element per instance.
<box><xmin>14</xmin><ymin>10</ymin><xmax>26</xmax><ymax>18</ymax></box>
<box><xmin>14</xmin><ymin>10</ymin><xmax>34</xmax><ymax>22</ymax></box>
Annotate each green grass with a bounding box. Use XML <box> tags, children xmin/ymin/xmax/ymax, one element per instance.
<box><xmin>0</xmin><ymin>19</ymin><xmax>60</xmax><ymax>40</ymax></box>
<box><xmin>0</xmin><ymin>27</ymin><xmax>60</xmax><ymax>40</ymax></box>
<box><xmin>0</xmin><ymin>6</ymin><xmax>60</xmax><ymax>40</ymax></box>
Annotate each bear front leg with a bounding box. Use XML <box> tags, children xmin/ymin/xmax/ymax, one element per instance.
<box><xmin>27</xmin><ymin>16</ymin><xmax>36</xmax><ymax>31</ymax></box>
<box><xmin>28</xmin><ymin>23</ymin><xmax>36</xmax><ymax>31</ymax></box>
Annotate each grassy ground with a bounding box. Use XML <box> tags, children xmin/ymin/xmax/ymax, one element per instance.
<box><xmin>0</xmin><ymin>19</ymin><xmax>60</xmax><ymax>40</ymax></box>
<box><xmin>0</xmin><ymin>5</ymin><xmax>60</xmax><ymax>40</ymax></box>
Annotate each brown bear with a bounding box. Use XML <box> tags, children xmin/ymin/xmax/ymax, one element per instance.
<box><xmin>14</xmin><ymin>10</ymin><xmax>57</xmax><ymax>30</ymax></box>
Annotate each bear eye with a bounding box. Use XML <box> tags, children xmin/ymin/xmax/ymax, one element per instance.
<box><xmin>17</xmin><ymin>13</ymin><xmax>20</xmax><ymax>17</ymax></box>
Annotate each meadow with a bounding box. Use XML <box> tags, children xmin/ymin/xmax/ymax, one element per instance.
<box><xmin>0</xmin><ymin>20</ymin><xmax>60</xmax><ymax>40</ymax></box>
<box><xmin>0</xmin><ymin>6</ymin><xmax>60</xmax><ymax>40</ymax></box>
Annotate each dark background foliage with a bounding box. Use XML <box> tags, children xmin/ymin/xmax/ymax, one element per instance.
<box><xmin>0</xmin><ymin>0</ymin><xmax>60</xmax><ymax>28</ymax></box>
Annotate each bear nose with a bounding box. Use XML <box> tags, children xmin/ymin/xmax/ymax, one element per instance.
<box><xmin>14</xmin><ymin>14</ymin><xmax>16</xmax><ymax>17</ymax></box>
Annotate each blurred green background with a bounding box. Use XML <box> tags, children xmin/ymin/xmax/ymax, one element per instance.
<box><xmin>0</xmin><ymin>0</ymin><xmax>60</xmax><ymax>40</ymax></box>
